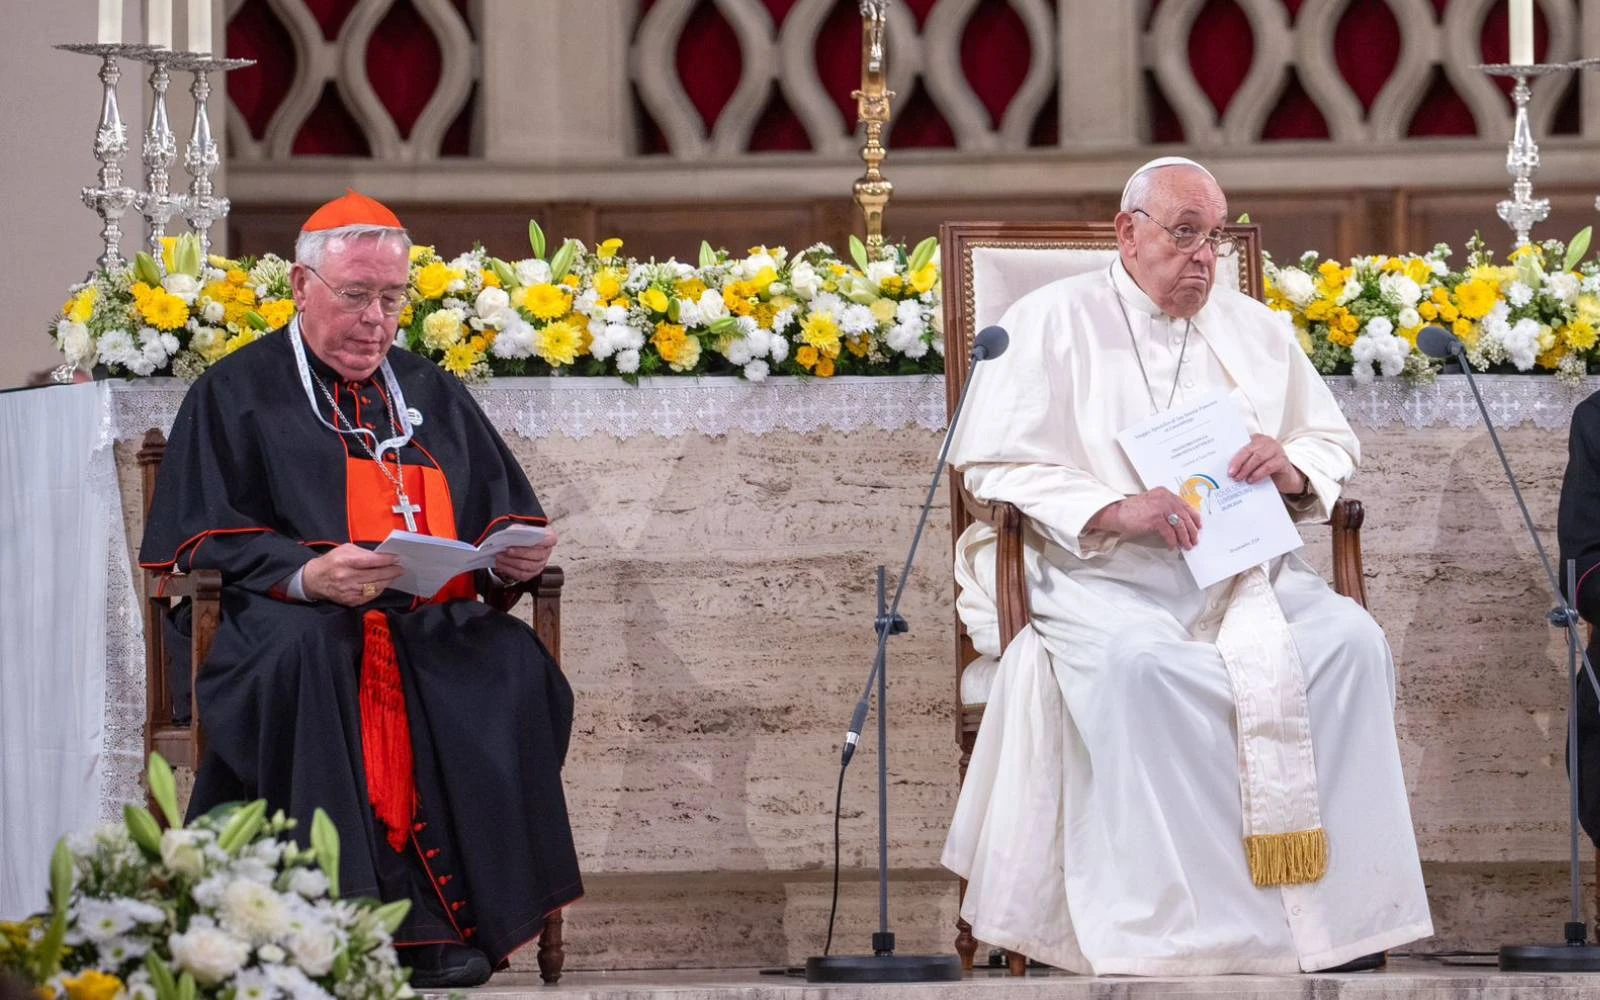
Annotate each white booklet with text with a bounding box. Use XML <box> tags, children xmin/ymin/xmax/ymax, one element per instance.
<box><xmin>375</xmin><ymin>523</ymin><xmax>549</xmax><ymax>598</ymax></box>
<box><xmin>1114</xmin><ymin>392</ymin><xmax>1302</xmax><ymax>589</ymax></box>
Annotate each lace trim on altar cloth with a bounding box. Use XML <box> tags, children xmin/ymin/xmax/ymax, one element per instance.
<box><xmin>109</xmin><ymin>374</ymin><xmax>1600</xmax><ymax>441</ymax></box>
<box><xmin>93</xmin><ymin>387</ymin><xmax>146</xmax><ymax>822</ymax></box>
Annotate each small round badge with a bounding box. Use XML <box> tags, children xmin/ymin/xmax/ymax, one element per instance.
<box><xmin>406</xmin><ymin>407</ymin><xmax>424</xmax><ymax>426</ymax></box>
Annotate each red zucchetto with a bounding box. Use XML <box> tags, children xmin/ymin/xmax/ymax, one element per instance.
<box><xmin>301</xmin><ymin>188</ymin><xmax>404</xmax><ymax>232</ymax></box>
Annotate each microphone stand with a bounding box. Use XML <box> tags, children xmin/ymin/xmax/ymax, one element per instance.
<box><xmin>1428</xmin><ymin>336</ymin><xmax>1600</xmax><ymax>970</ymax></box>
<box><xmin>805</xmin><ymin>333</ymin><xmax>1004</xmax><ymax>984</ymax></box>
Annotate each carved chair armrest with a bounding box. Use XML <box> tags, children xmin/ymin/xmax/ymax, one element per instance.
<box><xmin>955</xmin><ymin>479</ymin><xmax>1031</xmax><ymax>649</ymax></box>
<box><xmin>1329</xmin><ymin>498</ymin><xmax>1367</xmax><ymax>609</ymax></box>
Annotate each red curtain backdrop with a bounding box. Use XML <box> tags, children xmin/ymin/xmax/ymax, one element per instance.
<box><xmin>226</xmin><ymin>0</ymin><xmax>1572</xmax><ymax>158</ymax></box>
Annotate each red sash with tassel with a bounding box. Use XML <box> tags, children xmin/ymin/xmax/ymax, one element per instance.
<box><xmin>360</xmin><ymin>609</ymin><xmax>415</xmax><ymax>852</ymax></box>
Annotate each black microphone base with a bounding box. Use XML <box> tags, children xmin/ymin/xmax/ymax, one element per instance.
<box><xmin>1499</xmin><ymin>941</ymin><xmax>1600</xmax><ymax>972</ymax></box>
<box><xmin>804</xmin><ymin>954</ymin><xmax>964</xmax><ymax>983</ymax></box>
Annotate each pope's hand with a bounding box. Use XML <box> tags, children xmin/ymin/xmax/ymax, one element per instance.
<box><xmin>303</xmin><ymin>544</ymin><xmax>403</xmax><ymax>606</ymax></box>
<box><xmin>1090</xmin><ymin>488</ymin><xmax>1201</xmax><ymax>550</ymax></box>
<box><xmin>493</xmin><ymin>529</ymin><xmax>559</xmax><ymax>585</ymax></box>
<box><xmin>1228</xmin><ymin>433</ymin><xmax>1307</xmax><ymax>494</ymax></box>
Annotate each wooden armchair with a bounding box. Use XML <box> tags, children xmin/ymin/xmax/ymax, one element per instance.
<box><xmin>937</xmin><ymin>222</ymin><xmax>1370</xmax><ymax>974</ymax></box>
<box><xmin>136</xmin><ymin>428</ymin><xmax>571</xmax><ymax>983</ymax></box>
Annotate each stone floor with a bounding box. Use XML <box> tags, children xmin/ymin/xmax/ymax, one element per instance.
<box><xmin>456</xmin><ymin>959</ymin><xmax>1600</xmax><ymax>1000</ymax></box>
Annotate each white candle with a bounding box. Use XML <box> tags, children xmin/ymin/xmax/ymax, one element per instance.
<box><xmin>97</xmin><ymin>0</ymin><xmax>122</xmax><ymax>45</ymax></box>
<box><xmin>146</xmin><ymin>0</ymin><xmax>171</xmax><ymax>49</ymax></box>
<box><xmin>1509</xmin><ymin>0</ymin><xmax>1534</xmax><ymax>66</ymax></box>
<box><xmin>187</xmin><ymin>0</ymin><xmax>211</xmax><ymax>55</ymax></box>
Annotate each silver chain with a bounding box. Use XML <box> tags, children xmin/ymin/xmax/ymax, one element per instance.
<box><xmin>1108</xmin><ymin>263</ymin><xmax>1191</xmax><ymax>415</ymax></box>
<box><xmin>311</xmin><ymin>369</ymin><xmax>407</xmax><ymax>496</ymax></box>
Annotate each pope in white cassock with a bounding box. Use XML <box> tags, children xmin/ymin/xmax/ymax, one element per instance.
<box><xmin>941</xmin><ymin>158</ymin><xmax>1433</xmax><ymax>975</ymax></box>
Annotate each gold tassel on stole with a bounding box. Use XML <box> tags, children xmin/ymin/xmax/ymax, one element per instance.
<box><xmin>1243</xmin><ymin>828</ymin><xmax>1327</xmax><ymax>887</ymax></box>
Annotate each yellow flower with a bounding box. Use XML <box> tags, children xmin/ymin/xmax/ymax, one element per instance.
<box><xmin>63</xmin><ymin>971</ymin><xmax>124</xmax><ymax>1000</ymax></box>
<box><xmin>724</xmin><ymin>291</ymin><xmax>755</xmax><ymax>318</ymax></box>
<box><xmin>562</xmin><ymin>274</ymin><xmax>581</xmax><ymax>289</ymax></box>
<box><xmin>845</xmin><ymin>334</ymin><xmax>872</xmax><ymax>357</ymax></box>
<box><xmin>414</xmin><ymin>262</ymin><xmax>460</xmax><ymax>300</ymax></box>
<box><xmin>1418</xmin><ymin>301</ymin><xmax>1438</xmax><ymax>321</ymax></box>
<box><xmin>910</xmin><ymin>265</ymin><xmax>938</xmax><ymax>295</ymax></box>
<box><xmin>877</xmin><ymin>274</ymin><xmax>905</xmax><ymax>297</ymax></box>
<box><xmin>597</xmin><ymin>238</ymin><xmax>624</xmax><ymax>261</ymax></box>
<box><xmin>227</xmin><ymin>268</ymin><xmax>250</xmax><ymax>286</ymax></box>
<box><xmin>223</xmin><ymin>329</ymin><xmax>263</xmax><ymax>356</ymax></box>
<box><xmin>442</xmin><ymin>342</ymin><xmax>484</xmax><ymax>376</ymax></box>
<box><xmin>398</xmin><ymin>304</ymin><xmax>414</xmax><ymax>327</ymax></box>
<box><xmin>139</xmin><ymin>289</ymin><xmax>190</xmax><ymax>331</ymax></box>
<box><xmin>409</xmin><ymin>244</ymin><xmax>432</xmax><ymax>263</ymax></box>
<box><xmin>1579</xmin><ymin>294</ymin><xmax>1600</xmax><ymax>326</ymax></box>
<box><xmin>815</xmin><ymin>356</ymin><xmax>836</xmax><ymax>377</ymax></box>
<box><xmin>65</xmin><ymin>287</ymin><xmax>97</xmax><ymax>324</ymax></box>
<box><xmin>869</xmin><ymin>298</ymin><xmax>898</xmax><ymax>324</ymax></box>
<box><xmin>1566</xmin><ymin>321</ymin><xmax>1598</xmax><ymax>352</ymax></box>
<box><xmin>1404</xmin><ymin>258</ymin><xmax>1433</xmax><ymax>285</ymax></box>
<box><xmin>1296</xmin><ymin>328</ymin><xmax>1314</xmax><ymax>354</ymax></box>
<box><xmin>422</xmin><ymin>309</ymin><xmax>465</xmax><ymax>350</ymax></box>
<box><xmin>796</xmin><ymin>344</ymin><xmax>819</xmax><ymax>367</ymax></box>
<box><xmin>752</xmin><ymin>301</ymin><xmax>779</xmax><ymax>329</ymax></box>
<box><xmin>1538</xmin><ymin>344</ymin><xmax>1566</xmax><ymax>370</ymax></box>
<box><xmin>1304</xmin><ymin>298</ymin><xmax>1332</xmax><ymax>322</ymax></box>
<box><xmin>675</xmin><ymin>277</ymin><xmax>707</xmax><ymax>301</ymax></box>
<box><xmin>1454</xmin><ymin>279</ymin><xmax>1498</xmax><ymax>320</ymax></box>
<box><xmin>524</xmin><ymin>283</ymin><xmax>573</xmax><ymax>320</ymax></box>
<box><xmin>594</xmin><ymin>269</ymin><xmax>624</xmax><ymax>302</ymax></box>
<box><xmin>1431</xmin><ymin>287</ymin><xmax>1451</xmax><ymax>305</ymax></box>
<box><xmin>1338</xmin><ymin>312</ymin><xmax>1359</xmax><ymax>334</ymax></box>
<box><xmin>160</xmin><ymin>236</ymin><xmax>178</xmax><ymax>274</ymax></box>
<box><xmin>480</xmin><ymin>269</ymin><xmax>501</xmax><ymax>289</ymax></box>
<box><xmin>1438</xmin><ymin>302</ymin><xmax>1459</xmax><ymax>323</ymax></box>
<box><xmin>1452</xmin><ymin>317</ymin><xmax>1477</xmax><ymax>344</ymax></box>
<box><xmin>258</xmin><ymin>299</ymin><xmax>296</xmax><ymax>330</ymax></box>
<box><xmin>640</xmin><ymin>287</ymin><xmax>670</xmax><ymax>314</ymax></box>
<box><xmin>652</xmin><ymin>322</ymin><xmax>689</xmax><ymax>365</ymax></box>
<box><xmin>800</xmin><ymin>312</ymin><xmax>841</xmax><ymax>355</ymax></box>
<box><xmin>750</xmin><ymin>267</ymin><xmax>778</xmax><ymax>293</ymax></box>
<box><xmin>536</xmin><ymin>319</ymin><xmax>584</xmax><ymax>366</ymax></box>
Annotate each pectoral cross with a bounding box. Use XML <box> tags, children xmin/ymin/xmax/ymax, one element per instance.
<box><xmin>392</xmin><ymin>491</ymin><xmax>421</xmax><ymax>532</ymax></box>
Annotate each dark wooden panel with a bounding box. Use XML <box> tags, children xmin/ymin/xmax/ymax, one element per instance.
<box><xmin>1399</xmin><ymin>186</ymin><xmax>1599</xmax><ymax>258</ymax></box>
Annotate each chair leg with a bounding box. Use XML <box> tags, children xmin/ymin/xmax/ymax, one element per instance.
<box><xmin>536</xmin><ymin>909</ymin><xmax>565</xmax><ymax>985</ymax></box>
<box><xmin>955</xmin><ymin>877</ymin><xmax>977</xmax><ymax>970</ymax></box>
<box><xmin>1006</xmin><ymin>950</ymin><xmax>1027</xmax><ymax>976</ymax></box>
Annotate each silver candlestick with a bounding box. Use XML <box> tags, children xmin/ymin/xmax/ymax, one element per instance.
<box><xmin>171</xmin><ymin>54</ymin><xmax>253</xmax><ymax>261</ymax></box>
<box><xmin>1477</xmin><ymin>62</ymin><xmax>1572</xmax><ymax>248</ymax></box>
<box><xmin>129</xmin><ymin>47</ymin><xmax>184</xmax><ymax>268</ymax></box>
<box><xmin>55</xmin><ymin>43</ymin><xmax>155</xmax><ymax>275</ymax></box>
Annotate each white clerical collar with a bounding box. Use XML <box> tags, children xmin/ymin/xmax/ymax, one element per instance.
<box><xmin>1109</xmin><ymin>258</ymin><xmax>1169</xmax><ymax>319</ymax></box>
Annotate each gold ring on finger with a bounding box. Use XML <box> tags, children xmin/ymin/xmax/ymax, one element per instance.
<box><xmin>361</xmin><ymin>582</ymin><xmax>378</xmax><ymax>599</ymax></box>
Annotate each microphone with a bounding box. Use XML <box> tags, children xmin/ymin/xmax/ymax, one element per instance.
<box><xmin>1416</xmin><ymin>324</ymin><xmax>1464</xmax><ymax>360</ymax></box>
<box><xmin>971</xmin><ymin>325</ymin><xmax>1010</xmax><ymax>362</ymax></box>
<box><xmin>839</xmin><ymin>326</ymin><xmax>1010</xmax><ymax>766</ymax></box>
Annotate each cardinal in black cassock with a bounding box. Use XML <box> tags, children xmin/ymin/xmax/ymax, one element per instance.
<box><xmin>1559</xmin><ymin>389</ymin><xmax>1600</xmax><ymax>849</ymax></box>
<box><xmin>139</xmin><ymin>191</ymin><xmax>581</xmax><ymax>988</ymax></box>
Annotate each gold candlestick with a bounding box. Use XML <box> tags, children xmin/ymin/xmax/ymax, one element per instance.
<box><xmin>853</xmin><ymin>0</ymin><xmax>893</xmax><ymax>250</ymax></box>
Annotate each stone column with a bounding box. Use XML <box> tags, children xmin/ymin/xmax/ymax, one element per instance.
<box><xmin>1056</xmin><ymin>0</ymin><xmax>1143</xmax><ymax>148</ymax></box>
<box><xmin>477</xmin><ymin>0</ymin><xmax>636</xmax><ymax>162</ymax></box>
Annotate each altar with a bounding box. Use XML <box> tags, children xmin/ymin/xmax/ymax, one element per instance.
<box><xmin>34</xmin><ymin>373</ymin><xmax>1580</xmax><ymax>969</ymax></box>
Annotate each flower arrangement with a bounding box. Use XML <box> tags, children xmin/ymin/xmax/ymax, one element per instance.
<box><xmin>52</xmin><ymin>235</ymin><xmax>295</xmax><ymax>381</ymax></box>
<box><xmin>0</xmin><ymin>756</ymin><xmax>412</xmax><ymax>1000</ymax></box>
<box><xmin>51</xmin><ymin>226</ymin><xmax>942</xmax><ymax>385</ymax></box>
<box><xmin>396</xmin><ymin>224</ymin><xmax>944</xmax><ymax>382</ymax></box>
<box><xmin>1264</xmin><ymin>228</ymin><xmax>1600</xmax><ymax>383</ymax></box>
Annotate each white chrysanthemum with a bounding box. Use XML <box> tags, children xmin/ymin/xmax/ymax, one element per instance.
<box><xmin>1582</xmin><ymin>274</ymin><xmax>1600</xmax><ymax>295</ymax></box>
<box><xmin>201</xmin><ymin>299</ymin><xmax>226</xmax><ymax>324</ymax></box>
<box><xmin>162</xmin><ymin>273</ymin><xmax>201</xmax><ymax>304</ymax></box>
<box><xmin>675</xmin><ymin>298</ymin><xmax>703</xmax><ymax>327</ymax></box>
<box><xmin>1505</xmin><ymin>317</ymin><xmax>1542</xmax><ymax>369</ymax></box>
<box><xmin>169</xmin><ymin>924</ymin><xmax>251</xmax><ymax>985</ymax></box>
<box><xmin>1275</xmin><ymin>268</ymin><xmax>1316</xmax><ymax>308</ymax></box>
<box><xmin>743</xmin><ymin>360</ymin><xmax>770</xmax><ymax>381</ymax></box>
<box><xmin>1397</xmin><ymin>306</ymin><xmax>1422</xmax><ymax>330</ymax></box>
<box><xmin>769</xmin><ymin>335</ymin><xmax>790</xmax><ymax>363</ymax></box>
<box><xmin>864</xmin><ymin>259</ymin><xmax>897</xmax><ymax>288</ymax></box>
<box><xmin>573</xmin><ymin>288</ymin><xmax>601</xmax><ymax>314</ymax></box>
<box><xmin>286</xmin><ymin>869</ymin><xmax>328</xmax><ymax>900</ymax></box>
<box><xmin>220</xmin><ymin>878</ymin><xmax>291</xmax><ymax>943</ymax></box>
<box><xmin>724</xmin><ymin>338</ymin><xmax>754</xmax><ymax>366</ymax></box>
<box><xmin>514</xmin><ymin>259</ymin><xmax>553</xmax><ymax>287</ymax></box>
<box><xmin>1350</xmin><ymin>330</ymin><xmax>1410</xmax><ymax>383</ymax></box>
<box><xmin>615</xmin><ymin>348</ymin><xmax>641</xmax><ymax>374</ymax></box>
<box><xmin>264</xmin><ymin>963</ymin><xmax>332</xmax><ymax>1000</ymax></box>
<box><xmin>490</xmin><ymin>316</ymin><xmax>537</xmax><ymax>359</ymax></box>
<box><xmin>1507</xmin><ymin>281</ymin><xmax>1534</xmax><ymax>307</ymax></box>
<box><xmin>886</xmin><ymin>323</ymin><xmax>930</xmax><ymax>359</ymax></box>
<box><xmin>56</xmin><ymin>320</ymin><xmax>93</xmax><ymax>367</ymax></box>
<box><xmin>771</xmin><ymin>306</ymin><xmax>797</xmax><ymax>334</ymax></box>
<box><xmin>1336</xmin><ymin>279</ymin><xmax>1362</xmax><ymax>305</ymax></box>
<box><xmin>75</xmin><ymin>899</ymin><xmax>136</xmax><ymax>942</ymax></box>
<box><xmin>126</xmin><ymin>973</ymin><xmax>156</xmax><ymax>1000</ymax></box>
<box><xmin>232</xmin><ymin>856</ymin><xmax>277</xmax><ymax>886</ymax></box>
<box><xmin>1364</xmin><ymin>315</ymin><xmax>1394</xmax><ymax>338</ymax></box>
<box><xmin>285</xmin><ymin>925</ymin><xmax>339</xmax><ymax>977</ymax></box>
<box><xmin>894</xmin><ymin>300</ymin><xmax>923</xmax><ymax>327</ymax></box>
<box><xmin>811</xmin><ymin>291</ymin><xmax>845</xmax><ymax>317</ymax></box>
<box><xmin>258</xmin><ymin>943</ymin><xmax>287</xmax><ymax>964</ymax></box>
<box><xmin>1378</xmin><ymin>272</ymin><xmax>1422</xmax><ymax>308</ymax></box>
<box><xmin>839</xmin><ymin>304</ymin><xmax>876</xmax><ymax>335</ymax></box>
<box><xmin>232</xmin><ymin>968</ymin><xmax>279</xmax><ymax>1000</ymax></box>
<box><xmin>98</xmin><ymin>328</ymin><xmax>137</xmax><ymax>368</ymax></box>
<box><xmin>99</xmin><ymin>936</ymin><xmax>152</xmax><ymax>965</ymax></box>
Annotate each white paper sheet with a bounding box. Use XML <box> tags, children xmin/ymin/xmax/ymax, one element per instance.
<box><xmin>374</xmin><ymin>523</ymin><xmax>549</xmax><ymax>597</ymax></box>
<box><xmin>1115</xmin><ymin>392</ymin><xmax>1302</xmax><ymax>589</ymax></box>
